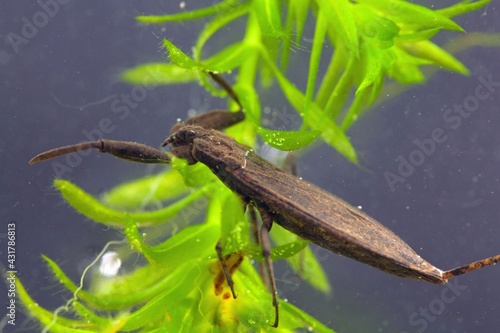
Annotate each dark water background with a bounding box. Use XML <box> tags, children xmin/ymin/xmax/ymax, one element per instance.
<box><xmin>1</xmin><ymin>1</ymin><xmax>499</xmax><ymax>332</ymax></box>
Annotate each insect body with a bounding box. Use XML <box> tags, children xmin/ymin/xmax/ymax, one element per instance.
<box><xmin>169</xmin><ymin>125</ymin><xmax>445</xmax><ymax>282</ymax></box>
<box><xmin>165</xmin><ymin>124</ymin><xmax>500</xmax><ymax>283</ymax></box>
<box><xmin>30</xmin><ymin>73</ymin><xmax>500</xmax><ymax>328</ymax></box>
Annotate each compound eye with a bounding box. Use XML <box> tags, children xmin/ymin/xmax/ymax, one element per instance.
<box><xmin>164</xmin><ymin>128</ymin><xmax>198</xmax><ymax>148</ymax></box>
<box><xmin>185</xmin><ymin>129</ymin><xmax>197</xmax><ymax>142</ymax></box>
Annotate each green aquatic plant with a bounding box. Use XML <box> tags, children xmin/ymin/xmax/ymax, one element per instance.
<box><xmin>19</xmin><ymin>1</ymin><xmax>495</xmax><ymax>332</ymax></box>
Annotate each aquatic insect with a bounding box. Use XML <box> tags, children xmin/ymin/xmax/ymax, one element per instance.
<box><xmin>30</xmin><ymin>73</ymin><xmax>500</xmax><ymax>327</ymax></box>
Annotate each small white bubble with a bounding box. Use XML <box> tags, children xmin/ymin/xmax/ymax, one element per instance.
<box><xmin>99</xmin><ymin>252</ymin><xmax>121</xmax><ymax>277</ymax></box>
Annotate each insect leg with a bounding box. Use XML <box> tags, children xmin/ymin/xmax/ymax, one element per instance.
<box><xmin>172</xmin><ymin>73</ymin><xmax>245</xmax><ymax>133</ymax></box>
<box><xmin>184</xmin><ymin>109</ymin><xmax>244</xmax><ymax>131</ymax></box>
<box><xmin>215</xmin><ymin>241</ymin><xmax>238</xmax><ymax>299</ymax></box>
<box><xmin>259</xmin><ymin>209</ymin><xmax>280</xmax><ymax>328</ymax></box>
<box><xmin>248</xmin><ymin>206</ymin><xmax>269</xmax><ymax>289</ymax></box>
<box><xmin>29</xmin><ymin>139</ymin><xmax>171</xmax><ymax>165</ymax></box>
<box><xmin>281</xmin><ymin>153</ymin><xmax>298</xmax><ymax>176</ymax></box>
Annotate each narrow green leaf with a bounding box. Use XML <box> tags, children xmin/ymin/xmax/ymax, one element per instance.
<box><xmin>253</xmin><ymin>0</ymin><xmax>284</xmax><ymax>38</ymax></box>
<box><xmin>136</xmin><ymin>0</ymin><xmax>240</xmax><ymax>23</ymax></box>
<box><xmin>281</xmin><ymin>5</ymin><xmax>294</xmax><ymax>71</ymax></box>
<box><xmin>247</xmin><ymin>239</ymin><xmax>309</xmax><ymax>261</ymax></box>
<box><xmin>202</xmin><ymin>42</ymin><xmax>252</xmax><ymax>72</ymax></box>
<box><xmin>356</xmin><ymin>55</ymin><xmax>381</xmax><ymax>94</ymax></box>
<box><xmin>163</xmin><ymin>39</ymin><xmax>198</xmax><ymax>69</ymax></box>
<box><xmin>259</xmin><ymin>128</ymin><xmax>321</xmax><ymax>151</ymax></box>
<box><xmin>290</xmin><ymin>0</ymin><xmax>310</xmax><ymax>44</ymax></box>
<box><xmin>304</xmin><ymin>11</ymin><xmax>326</xmax><ymax>119</ymax></box>
<box><xmin>356</xmin><ymin>0</ymin><xmax>463</xmax><ymax>32</ymax></box>
<box><xmin>193</xmin><ymin>2</ymin><xmax>251</xmax><ymax>96</ymax></box>
<box><xmin>281</xmin><ymin>301</ymin><xmax>336</xmax><ymax>333</ymax></box>
<box><xmin>396</xmin><ymin>28</ymin><xmax>440</xmax><ymax>42</ymax></box>
<box><xmin>121</xmin><ymin>63</ymin><xmax>198</xmax><ymax>86</ymax></box>
<box><xmin>166</xmin><ymin>298</ymin><xmax>200</xmax><ymax>332</ymax></box>
<box><xmin>271</xmin><ymin>240</ymin><xmax>309</xmax><ymax>260</ymax></box>
<box><xmin>218</xmin><ymin>189</ymin><xmax>252</xmax><ymax>255</ymax></box>
<box><xmin>72</xmin><ymin>308</ymin><xmax>131</xmax><ymax>332</ymax></box>
<box><xmin>125</xmin><ymin>219</ymin><xmax>218</xmax><ymax>268</ymax></box>
<box><xmin>172</xmin><ymin>158</ymin><xmax>218</xmax><ymax>187</ymax></box>
<box><xmin>294</xmin><ymin>246</ymin><xmax>331</xmax><ymax>293</ymax></box>
<box><xmin>260</xmin><ymin>36</ymin><xmax>281</xmax><ymax>86</ymax></box>
<box><xmin>437</xmin><ymin>0</ymin><xmax>490</xmax><ymax>19</ymax></box>
<box><xmin>119</xmin><ymin>264</ymin><xmax>202</xmax><ymax>331</ymax></box>
<box><xmin>42</xmin><ymin>254</ymin><xmax>190</xmax><ymax>310</ymax></box>
<box><xmin>322</xmin><ymin>55</ymin><xmax>355</xmax><ymax>121</ymax></box>
<box><xmin>72</xmin><ymin>302</ymin><xmax>115</xmax><ymax>328</ymax></box>
<box><xmin>399</xmin><ymin>40</ymin><xmax>469</xmax><ymax>75</ymax></box>
<box><xmin>102</xmin><ymin>170</ymin><xmax>189</xmax><ymax>209</ymax></box>
<box><xmin>16</xmin><ymin>277</ymin><xmax>96</xmax><ymax>332</ymax></box>
<box><xmin>342</xmin><ymin>85</ymin><xmax>371</xmax><ymax>130</ymax></box>
<box><xmin>315</xmin><ymin>0</ymin><xmax>359</xmax><ymax>57</ymax></box>
<box><xmin>54</xmin><ymin>179</ymin><xmax>213</xmax><ymax>227</ymax></box>
<box><xmin>42</xmin><ymin>254</ymin><xmax>78</xmax><ymax>292</ymax></box>
<box><xmin>230</xmin><ymin>82</ymin><xmax>262</xmax><ymax>133</ymax></box>
<box><xmin>444</xmin><ymin>32</ymin><xmax>500</xmax><ymax>54</ymax></box>
<box><xmin>355</xmin><ymin>41</ymin><xmax>392</xmax><ymax>97</ymax></box>
<box><xmin>260</xmin><ymin>48</ymin><xmax>358</xmax><ymax>163</ymax></box>
<box><xmin>315</xmin><ymin>47</ymin><xmax>348</xmax><ymax>109</ymax></box>
<box><xmin>388</xmin><ymin>48</ymin><xmax>430</xmax><ymax>84</ymax></box>
<box><xmin>193</xmin><ymin>3</ymin><xmax>250</xmax><ymax>62</ymax></box>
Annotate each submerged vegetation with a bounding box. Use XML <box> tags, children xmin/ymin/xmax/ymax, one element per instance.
<box><xmin>19</xmin><ymin>1</ymin><xmax>496</xmax><ymax>332</ymax></box>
